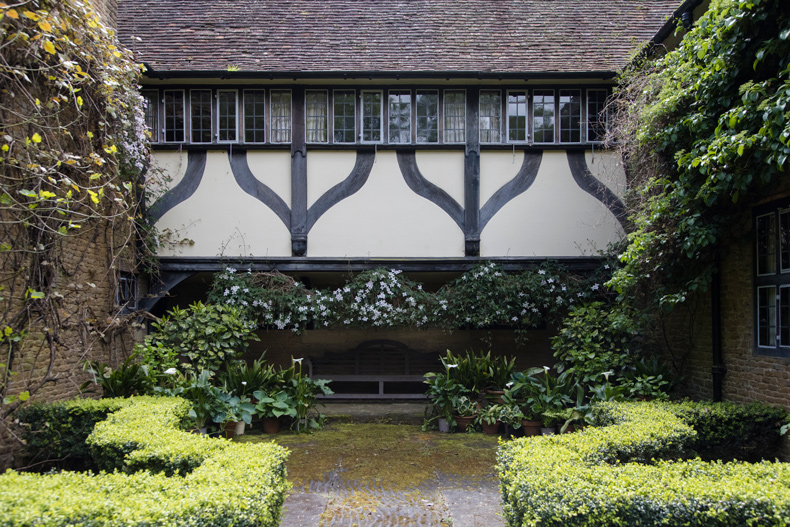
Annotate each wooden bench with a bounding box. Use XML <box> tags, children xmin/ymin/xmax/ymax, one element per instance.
<box><xmin>309</xmin><ymin>340</ymin><xmax>439</xmax><ymax>399</ymax></box>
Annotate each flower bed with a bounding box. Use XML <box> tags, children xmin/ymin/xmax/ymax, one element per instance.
<box><xmin>497</xmin><ymin>401</ymin><xmax>790</xmax><ymax>526</ymax></box>
<box><xmin>1</xmin><ymin>396</ymin><xmax>289</xmax><ymax>527</ymax></box>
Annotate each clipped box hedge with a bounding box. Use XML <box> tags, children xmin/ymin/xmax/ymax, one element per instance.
<box><xmin>498</xmin><ymin>401</ymin><xmax>790</xmax><ymax>527</ymax></box>
<box><xmin>0</xmin><ymin>396</ymin><xmax>289</xmax><ymax>527</ymax></box>
<box><xmin>15</xmin><ymin>398</ymin><xmax>130</xmax><ymax>470</ymax></box>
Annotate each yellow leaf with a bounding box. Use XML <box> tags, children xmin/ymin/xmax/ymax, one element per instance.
<box><xmin>43</xmin><ymin>40</ymin><xmax>55</xmax><ymax>54</ymax></box>
<box><xmin>22</xmin><ymin>10</ymin><xmax>38</xmax><ymax>21</ymax></box>
<box><xmin>39</xmin><ymin>191</ymin><xmax>56</xmax><ymax>199</ymax></box>
<box><xmin>6</xmin><ymin>8</ymin><xmax>18</xmax><ymax>19</ymax></box>
<box><xmin>38</xmin><ymin>20</ymin><xmax>51</xmax><ymax>32</ymax></box>
<box><xmin>76</xmin><ymin>95</ymin><xmax>83</xmax><ymax>106</ymax></box>
<box><xmin>87</xmin><ymin>189</ymin><xmax>99</xmax><ymax>204</ymax></box>
<box><xmin>1</xmin><ymin>145</ymin><xmax>8</xmax><ymax>152</ymax></box>
<box><xmin>31</xmin><ymin>133</ymin><xmax>42</xmax><ymax>143</ymax></box>
<box><xmin>87</xmin><ymin>131</ymin><xmax>93</xmax><ymax>139</ymax></box>
<box><xmin>112</xmin><ymin>51</ymin><xmax>121</xmax><ymax>58</ymax></box>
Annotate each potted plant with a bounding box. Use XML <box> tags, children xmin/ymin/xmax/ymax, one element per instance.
<box><xmin>453</xmin><ymin>395</ymin><xmax>477</xmax><ymax>432</ymax></box>
<box><xmin>485</xmin><ymin>354</ymin><xmax>516</xmax><ymax>402</ymax></box>
<box><xmin>424</xmin><ymin>367</ymin><xmax>464</xmax><ymax>433</ymax></box>
<box><xmin>217</xmin><ymin>356</ymin><xmax>279</xmax><ymax>401</ymax></box>
<box><xmin>476</xmin><ymin>404</ymin><xmax>502</xmax><ymax>435</ymax></box>
<box><xmin>216</xmin><ymin>391</ymin><xmax>256</xmax><ymax>437</ymax></box>
<box><xmin>253</xmin><ymin>389</ymin><xmax>297</xmax><ymax>434</ymax></box>
<box><xmin>281</xmin><ymin>358</ymin><xmax>334</xmax><ymax>432</ymax></box>
<box><xmin>497</xmin><ymin>403</ymin><xmax>525</xmax><ymax>439</ymax></box>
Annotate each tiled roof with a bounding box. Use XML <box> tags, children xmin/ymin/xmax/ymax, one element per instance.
<box><xmin>117</xmin><ymin>0</ymin><xmax>682</xmax><ymax>76</ymax></box>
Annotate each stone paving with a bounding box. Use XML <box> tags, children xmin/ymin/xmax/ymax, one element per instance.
<box><xmin>273</xmin><ymin>402</ymin><xmax>507</xmax><ymax>527</ymax></box>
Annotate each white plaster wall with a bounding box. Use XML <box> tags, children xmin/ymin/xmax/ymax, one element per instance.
<box><xmin>480</xmin><ymin>151</ymin><xmax>525</xmax><ymax>206</ymax></box>
<box><xmin>586</xmin><ymin>150</ymin><xmax>626</xmax><ymax>198</ymax></box>
<box><xmin>307</xmin><ymin>151</ymin><xmax>358</xmax><ymax>208</ymax></box>
<box><xmin>247</xmin><ymin>151</ymin><xmax>291</xmax><ymax>204</ymax></box>
<box><xmin>308</xmin><ymin>151</ymin><xmax>464</xmax><ymax>257</ymax></box>
<box><xmin>415</xmin><ymin>151</ymin><xmax>465</xmax><ymax>206</ymax></box>
<box><xmin>148</xmin><ymin>151</ymin><xmax>188</xmax><ymax>205</ymax></box>
<box><xmin>480</xmin><ymin>150</ymin><xmax>623</xmax><ymax>257</ymax></box>
<box><xmin>155</xmin><ymin>151</ymin><xmax>291</xmax><ymax>257</ymax></box>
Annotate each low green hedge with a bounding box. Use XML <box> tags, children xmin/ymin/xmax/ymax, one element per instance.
<box><xmin>15</xmin><ymin>398</ymin><xmax>130</xmax><ymax>470</ymax></box>
<box><xmin>0</xmin><ymin>396</ymin><xmax>289</xmax><ymax>527</ymax></box>
<box><xmin>498</xmin><ymin>401</ymin><xmax>790</xmax><ymax>527</ymax></box>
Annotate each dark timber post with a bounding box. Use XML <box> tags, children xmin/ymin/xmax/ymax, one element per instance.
<box><xmin>291</xmin><ymin>87</ymin><xmax>308</xmax><ymax>256</ymax></box>
<box><xmin>464</xmin><ymin>88</ymin><xmax>481</xmax><ymax>256</ymax></box>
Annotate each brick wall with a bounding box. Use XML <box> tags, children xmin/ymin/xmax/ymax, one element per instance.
<box><xmin>659</xmin><ymin>201</ymin><xmax>790</xmax><ymax>460</ymax></box>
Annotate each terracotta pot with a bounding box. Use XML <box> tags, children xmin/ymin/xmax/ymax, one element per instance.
<box><xmin>454</xmin><ymin>415</ymin><xmax>475</xmax><ymax>432</ymax></box>
<box><xmin>224</xmin><ymin>421</ymin><xmax>239</xmax><ymax>439</ymax></box>
<box><xmin>262</xmin><ymin>417</ymin><xmax>280</xmax><ymax>434</ymax></box>
<box><xmin>521</xmin><ymin>419</ymin><xmax>542</xmax><ymax>437</ymax></box>
<box><xmin>481</xmin><ymin>420</ymin><xmax>500</xmax><ymax>435</ymax></box>
<box><xmin>485</xmin><ymin>389</ymin><xmax>506</xmax><ymax>405</ymax></box>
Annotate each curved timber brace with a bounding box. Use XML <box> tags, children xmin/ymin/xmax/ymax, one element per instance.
<box><xmin>397</xmin><ymin>149</ymin><xmax>543</xmax><ymax>257</ymax></box>
<box><xmin>566</xmin><ymin>150</ymin><xmax>630</xmax><ymax>232</ymax></box>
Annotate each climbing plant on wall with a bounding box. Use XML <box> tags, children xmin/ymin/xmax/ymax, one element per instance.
<box><xmin>0</xmin><ymin>0</ymin><xmax>152</xmax><ymax>418</ymax></box>
<box><xmin>608</xmin><ymin>0</ymin><xmax>790</xmax><ymax>309</ymax></box>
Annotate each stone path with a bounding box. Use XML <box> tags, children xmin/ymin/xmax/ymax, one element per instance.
<box><xmin>267</xmin><ymin>403</ymin><xmax>507</xmax><ymax>527</ymax></box>
<box><xmin>280</xmin><ymin>473</ymin><xmax>504</xmax><ymax>527</ymax></box>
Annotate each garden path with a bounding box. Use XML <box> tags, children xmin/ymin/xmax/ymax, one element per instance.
<box><xmin>244</xmin><ymin>402</ymin><xmax>507</xmax><ymax>527</ymax></box>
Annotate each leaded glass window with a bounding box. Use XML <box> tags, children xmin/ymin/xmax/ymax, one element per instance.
<box><xmin>416</xmin><ymin>90</ymin><xmax>438</xmax><ymax>143</ymax></box>
<box><xmin>361</xmin><ymin>91</ymin><xmax>382</xmax><ymax>143</ymax></box>
<box><xmin>190</xmin><ymin>89</ymin><xmax>212</xmax><ymax>143</ymax></box>
<box><xmin>443</xmin><ymin>90</ymin><xmax>465</xmax><ymax>143</ymax></box>
<box><xmin>270</xmin><ymin>90</ymin><xmax>292</xmax><ymax>143</ymax></box>
<box><xmin>243</xmin><ymin>90</ymin><xmax>265</xmax><ymax>143</ymax></box>
<box><xmin>333</xmin><ymin>90</ymin><xmax>355</xmax><ymax>143</ymax></box>
<box><xmin>388</xmin><ymin>90</ymin><xmax>411</xmax><ymax>143</ymax></box>
<box><xmin>559</xmin><ymin>89</ymin><xmax>581</xmax><ymax>143</ymax></box>
<box><xmin>163</xmin><ymin>90</ymin><xmax>185</xmax><ymax>143</ymax></box>
<box><xmin>507</xmin><ymin>91</ymin><xmax>527</xmax><ymax>143</ymax></box>
<box><xmin>532</xmin><ymin>89</ymin><xmax>555</xmax><ymax>143</ymax></box>
<box><xmin>217</xmin><ymin>90</ymin><xmax>238</xmax><ymax>142</ymax></box>
<box><xmin>306</xmin><ymin>90</ymin><xmax>328</xmax><ymax>143</ymax></box>
<box><xmin>479</xmin><ymin>90</ymin><xmax>501</xmax><ymax>143</ymax></box>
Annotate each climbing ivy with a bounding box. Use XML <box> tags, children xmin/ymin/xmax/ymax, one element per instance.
<box><xmin>608</xmin><ymin>0</ymin><xmax>790</xmax><ymax>309</ymax></box>
<box><xmin>0</xmin><ymin>0</ymin><xmax>152</xmax><ymax>417</ymax></box>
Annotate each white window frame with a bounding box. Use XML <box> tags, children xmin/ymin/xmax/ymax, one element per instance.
<box><xmin>162</xmin><ymin>89</ymin><xmax>186</xmax><ymax>143</ymax></box>
<box><xmin>305</xmin><ymin>89</ymin><xmax>329</xmax><ymax>144</ymax></box>
<box><xmin>141</xmin><ymin>89</ymin><xmax>159</xmax><ymax>143</ymax></box>
<box><xmin>190</xmin><ymin>89</ymin><xmax>213</xmax><ymax>144</ymax></box>
<box><xmin>532</xmin><ymin>89</ymin><xmax>556</xmax><ymax>144</ymax></box>
<box><xmin>559</xmin><ymin>89</ymin><xmax>582</xmax><ymax>144</ymax></box>
<box><xmin>270</xmin><ymin>89</ymin><xmax>292</xmax><ymax>144</ymax></box>
<box><xmin>586</xmin><ymin>88</ymin><xmax>609</xmax><ymax>143</ymax></box>
<box><xmin>243</xmin><ymin>89</ymin><xmax>266</xmax><ymax>144</ymax></box>
<box><xmin>478</xmin><ymin>89</ymin><xmax>501</xmax><ymax>144</ymax></box>
<box><xmin>506</xmin><ymin>90</ymin><xmax>528</xmax><ymax>144</ymax></box>
<box><xmin>216</xmin><ymin>89</ymin><xmax>239</xmax><ymax>143</ymax></box>
<box><xmin>332</xmin><ymin>89</ymin><xmax>356</xmax><ymax>144</ymax></box>
<box><xmin>443</xmin><ymin>89</ymin><xmax>466</xmax><ymax>144</ymax></box>
<box><xmin>360</xmin><ymin>90</ymin><xmax>383</xmax><ymax>144</ymax></box>
<box><xmin>388</xmin><ymin>89</ymin><xmax>412</xmax><ymax>144</ymax></box>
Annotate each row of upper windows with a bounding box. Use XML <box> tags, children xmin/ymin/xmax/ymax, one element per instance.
<box><xmin>142</xmin><ymin>87</ymin><xmax>610</xmax><ymax>146</ymax></box>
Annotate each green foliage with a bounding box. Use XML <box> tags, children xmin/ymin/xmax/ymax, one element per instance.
<box><xmin>0</xmin><ymin>397</ymin><xmax>290</xmax><ymax>526</ymax></box>
<box><xmin>80</xmin><ymin>355</ymin><xmax>151</xmax><ymax>398</ymax></box>
<box><xmin>551</xmin><ymin>302</ymin><xmax>639</xmax><ymax>385</ymax></box>
<box><xmin>216</xmin><ymin>354</ymin><xmax>278</xmax><ymax>398</ymax></box>
<box><xmin>148</xmin><ymin>301</ymin><xmax>260</xmax><ymax>375</ymax></box>
<box><xmin>666</xmin><ymin>400</ymin><xmax>788</xmax><ymax>461</ymax></box>
<box><xmin>209</xmin><ymin>262</ymin><xmax>612</xmax><ymax>336</ymax></box>
<box><xmin>610</xmin><ymin>0</ymin><xmax>790</xmax><ymax>309</ymax></box>
<box><xmin>14</xmin><ymin>398</ymin><xmax>128</xmax><ymax>470</ymax></box>
<box><xmin>498</xmin><ymin>401</ymin><xmax>790</xmax><ymax>526</ymax></box>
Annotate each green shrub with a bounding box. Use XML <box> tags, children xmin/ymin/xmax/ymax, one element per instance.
<box><xmin>665</xmin><ymin>400</ymin><xmax>788</xmax><ymax>462</ymax></box>
<box><xmin>551</xmin><ymin>302</ymin><xmax>639</xmax><ymax>385</ymax></box>
<box><xmin>1</xmin><ymin>396</ymin><xmax>289</xmax><ymax>526</ymax></box>
<box><xmin>498</xmin><ymin>401</ymin><xmax>790</xmax><ymax>526</ymax></box>
<box><xmin>14</xmin><ymin>398</ymin><xmax>129</xmax><ymax>470</ymax></box>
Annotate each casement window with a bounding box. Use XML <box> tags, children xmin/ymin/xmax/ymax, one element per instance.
<box><xmin>444</xmin><ymin>90</ymin><xmax>465</xmax><ymax>143</ymax></box>
<box><xmin>479</xmin><ymin>90</ymin><xmax>501</xmax><ymax>143</ymax></box>
<box><xmin>755</xmin><ymin>204</ymin><xmax>790</xmax><ymax>356</ymax></box>
<box><xmin>587</xmin><ymin>89</ymin><xmax>608</xmax><ymax>142</ymax></box>
<box><xmin>142</xmin><ymin>90</ymin><xmax>159</xmax><ymax>143</ymax></box>
<box><xmin>190</xmin><ymin>90</ymin><xmax>212</xmax><ymax>143</ymax></box>
<box><xmin>306</xmin><ymin>90</ymin><xmax>328</xmax><ymax>143</ymax></box>
<box><xmin>333</xmin><ymin>90</ymin><xmax>355</xmax><ymax>143</ymax></box>
<box><xmin>416</xmin><ymin>90</ymin><xmax>439</xmax><ymax>143</ymax></box>
<box><xmin>532</xmin><ymin>89</ymin><xmax>555</xmax><ymax>143</ymax></box>
<box><xmin>116</xmin><ymin>272</ymin><xmax>138</xmax><ymax>311</ymax></box>
<box><xmin>243</xmin><ymin>90</ymin><xmax>266</xmax><ymax>143</ymax></box>
<box><xmin>388</xmin><ymin>90</ymin><xmax>412</xmax><ymax>143</ymax></box>
<box><xmin>163</xmin><ymin>90</ymin><xmax>185</xmax><ymax>143</ymax></box>
<box><xmin>217</xmin><ymin>90</ymin><xmax>238</xmax><ymax>143</ymax></box>
<box><xmin>559</xmin><ymin>90</ymin><xmax>582</xmax><ymax>143</ymax></box>
<box><xmin>270</xmin><ymin>90</ymin><xmax>292</xmax><ymax>143</ymax></box>
<box><xmin>507</xmin><ymin>91</ymin><xmax>528</xmax><ymax>143</ymax></box>
<box><xmin>361</xmin><ymin>90</ymin><xmax>383</xmax><ymax>143</ymax></box>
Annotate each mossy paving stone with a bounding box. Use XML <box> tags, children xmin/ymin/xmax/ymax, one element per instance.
<box><xmin>238</xmin><ymin>423</ymin><xmax>506</xmax><ymax>526</ymax></box>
